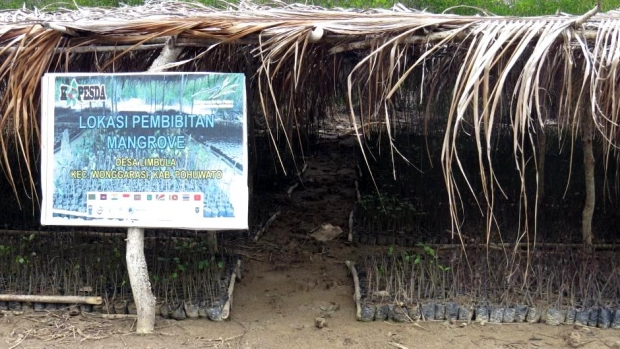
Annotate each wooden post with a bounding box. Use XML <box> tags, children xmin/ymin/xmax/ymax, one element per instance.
<box><xmin>126</xmin><ymin>227</ymin><xmax>156</xmax><ymax>334</ymax></box>
<box><xmin>582</xmin><ymin>114</ymin><xmax>595</xmax><ymax>247</ymax></box>
<box><xmin>208</xmin><ymin>230</ymin><xmax>218</xmax><ymax>253</ymax></box>
<box><xmin>537</xmin><ymin>128</ymin><xmax>546</xmax><ymax>202</ymax></box>
<box><xmin>123</xmin><ymin>37</ymin><xmax>183</xmax><ymax>334</ymax></box>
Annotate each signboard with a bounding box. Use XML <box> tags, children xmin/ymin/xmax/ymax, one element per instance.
<box><xmin>40</xmin><ymin>73</ymin><xmax>248</xmax><ymax>229</ymax></box>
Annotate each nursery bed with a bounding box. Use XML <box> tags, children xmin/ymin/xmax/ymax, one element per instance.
<box><xmin>347</xmin><ymin>247</ymin><xmax>620</xmax><ymax>329</ymax></box>
<box><xmin>0</xmin><ymin>233</ymin><xmax>243</xmax><ymax>321</ymax></box>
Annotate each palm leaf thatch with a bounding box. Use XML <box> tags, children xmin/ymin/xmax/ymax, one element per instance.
<box><xmin>1</xmin><ymin>1</ymin><xmax>619</xmax><ymax>245</ymax></box>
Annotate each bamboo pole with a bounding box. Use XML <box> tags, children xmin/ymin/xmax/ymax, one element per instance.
<box><xmin>0</xmin><ymin>27</ymin><xmax>603</xmax><ymax>56</ymax></box>
<box><xmin>220</xmin><ymin>259</ymin><xmax>241</xmax><ymax>321</ymax></box>
<box><xmin>100</xmin><ymin>314</ymin><xmax>137</xmax><ymax>319</ymax></box>
<box><xmin>345</xmin><ymin>260</ymin><xmax>362</xmax><ymax>321</ymax></box>
<box><xmin>0</xmin><ymin>295</ymin><xmax>101</xmax><ymax>304</ymax></box>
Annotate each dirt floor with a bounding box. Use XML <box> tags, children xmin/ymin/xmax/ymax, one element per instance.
<box><xmin>2</xmin><ymin>130</ymin><xmax>620</xmax><ymax>349</ymax></box>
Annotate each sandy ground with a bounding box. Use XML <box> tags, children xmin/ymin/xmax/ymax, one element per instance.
<box><xmin>2</xmin><ymin>134</ymin><xmax>620</xmax><ymax>349</ymax></box>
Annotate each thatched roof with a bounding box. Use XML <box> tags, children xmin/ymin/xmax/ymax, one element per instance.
<box><xmin>1</xmin><ymin>1</ymin><xmax>619</xmax><ymax>239</ymax></box>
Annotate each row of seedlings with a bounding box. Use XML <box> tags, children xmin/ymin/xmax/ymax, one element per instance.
<box><xmin>0</xmin><ymin>233</ymin><xmax>241</xmax><ymax>321</ymax></box>
<box><xmin>353</xmin><ymin>247</ymin><xmax>620</xmax><ymax>329</ymax></box>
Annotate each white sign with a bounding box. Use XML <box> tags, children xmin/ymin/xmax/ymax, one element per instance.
<box><xmin>40</xmin><ymin>73</ymin><xmax>248</xmax><ymax>229</ymax></box>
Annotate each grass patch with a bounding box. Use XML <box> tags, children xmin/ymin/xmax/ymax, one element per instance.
<box><xmin>2</xmin><ymin>0</ymin><xmax>619</xmax><ymax>15</ymax></box>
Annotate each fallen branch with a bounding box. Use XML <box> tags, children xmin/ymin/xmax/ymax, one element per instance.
<box><xmin>287</xmin><ymin>182</ymin><xmax>300</xmax><ymax>197</ymax></box>
<box><xmin>345</xmin><ymin>260</ymin><xmax>362</xmax><ymax>321</ymax></box>
<box><xmin>387</xmin><ymin>342</ymin><xmax>410</xmax><ymax>349</ymax></box>
<box><xmin>253</xmin><ymin>210</ymin><xmax>280</xmax><ymax>242</ymax></box>
<box><xmin>7</xmin><ymin>330</ymin><xmax>31</xmax><ymax>349</ymax></box>
<box><xmin>348</xmin><ymin>210</ymin><xmax>354</xmax><ymax>242</ymax></box>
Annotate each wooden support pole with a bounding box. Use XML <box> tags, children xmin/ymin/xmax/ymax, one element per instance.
<box><xmin>208</xmin><ymin>230</ymin><xmax>218</xmax><ymax>253</ymax></box>
<box><xmin>0</xmin><ymin>295</ymin><xmax>101</xmax><ymax>304</ymax></box>
<box><xmin>582</xmin><ymin>114</ymin><xmax>595</xmax><ymax>247</ymax></box>
<box><xmin>126</xmin><ymin>227</ymin><xmax>156</xmax><ymax>334</ymax></box>
<box><xmin>537</xmin><ymin>128</ymin><xmax>547</xmax><ymax>202</ymax></box>
<box><xmin>122</xmin><ymin>36</ymin><xmax>184</xmax><ymax>335</ymax></box>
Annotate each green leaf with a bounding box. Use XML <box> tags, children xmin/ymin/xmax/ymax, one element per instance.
<box><xmin>198</xmin><ymin>260</ymin><xmax>209</xmax><ymax>270</ymax></box>
<box><xmin>414</xmin><ymin>254</ymin><xmax>421</xmax><ymax>265</ymax></box>
<box><xmin>423</xmin><ymin>245</ymin><xmax>436</xmax><ymax>258</ymax></box>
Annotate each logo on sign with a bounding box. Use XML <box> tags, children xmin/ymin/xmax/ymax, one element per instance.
<box><xmin>182</xmin><ymin>194</ymin><xmax>190</xmax><ymax>201</ymax></box>
<box><xmin>194</xmin><ymin>194</ymin><xmax>202</xmax><ymax>201</ymax></box>
<box><xmin>59</xmin><ymin>78</ymin><xmax>107</xmax><ymax>106</ymax></box>
<box><xmin>111</xmin><ymin>194</ymin><xmax>118</xmax><ymax>200</ymax></box>
<box><xmin>88</xmin><ymin>194</ymin><xmax>96</xmax><ymax>200</ymax></box>
<box><xmin>123</xmin><ymin>193</ymin><xmax>130</xmax><ymax>199</ymax></box>
<box><xmin>171</xmin><ymin>194</ymin><xmax>179</xmax><ymax>201</ymax></box>
<box><xmin>100</xmin><ymin>194</ymin><xmax>107</xmax><ymax>200</ymax></box>
<box><xmin>134</xmin><ymin>194</ymin><xmax>141</xmax><ymax>200</ymax></box>
<box><xmin>156</xmin><ymin>194</ymin><xmax>165</xmax><ymax>201</ymax></box>
<box><xmin>147</xmin><ymin>194</ymin><xmax>153</xmax><ymax>201</ymax></box>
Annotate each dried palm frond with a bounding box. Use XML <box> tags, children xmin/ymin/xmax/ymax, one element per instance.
<box><xmin>0</xmin><ymin>1</ymin><xmax>618</xmax><ymax>249</ymax></box>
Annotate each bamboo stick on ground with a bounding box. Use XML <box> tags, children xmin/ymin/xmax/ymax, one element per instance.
<box><xmin>97</xmin><ymin>314</ymin><xmax>138</xmax><ymax>319</ymax></box>
<box><xmin>220</xmin><ymin>259</ymin><xmax>241</xmax><ymax>321</ymax></box>
<box><xmin>0</xmin><ymin>295</ymin><xmax>102</xmax><ymax>304</ymax></box>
